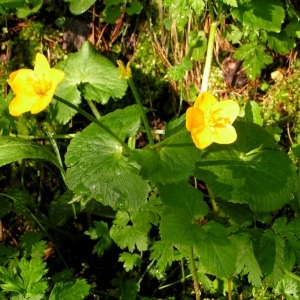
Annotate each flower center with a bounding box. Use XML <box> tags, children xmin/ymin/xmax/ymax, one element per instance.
<box><xmin>207</xmin><ymin>108</ymin><xmax>231</xmax><ymax>131</ymax></box>
<box><xmin>30</xmin><ymin>75</ymin><xmax>52</xmax><ymax>97</ymax></box>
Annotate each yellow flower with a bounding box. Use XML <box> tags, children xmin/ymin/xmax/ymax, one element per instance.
<box><xmin>186</xmin><ymin>92</ymin><xmax>239</xmax><ymax>149</ymax></box>
<box><xmin>7</xmin><ymin>53</ymin><xmax>65</xmax><ymax>116</ymax></box>
<box><xmin>116</xmin><ymin>60</ymin><xmax>132</xmax><ymax>79</ymax></box>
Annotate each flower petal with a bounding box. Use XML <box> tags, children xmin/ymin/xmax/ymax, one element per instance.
<box><xmin>49</xmin><ymin>68</ymin><xmax>65</xmax><ymax>85</ymax></box>
<box><xmin>9</xmin><ymin>94</ymin><xmax>40</xmax><ymax>116</ymax></box>
<box><xmin>7</xmin><ymin>69</ymin><xmax>35</xmax><ymax>95</ymax></box>
<box><xmin>212</xmin><ymin>100</ymin><xmax>240</xmax><ymax>123</ymax></box>
<box><xmin>34</xmin><ymin>53</ymin><xmax>51</xmax><ymax>74</ymax></box>
<box><xmin>186</xmin><ymin>106</ymin><xmax>205</xmax><ymax>132</ymax></box>
<box><xmin>191</xmin><ymin>127</ymin><xmax>214</xmax><ymax>149</ymax></box>
<box><xmin>213</xmin><ymin>125</ymin><xmax>237</xmax><ymax>144</ymax></box>
<box><xmin>194</xmin><ymin>92</ymin><xmax>218</xmax><ymax>111</ymax></box>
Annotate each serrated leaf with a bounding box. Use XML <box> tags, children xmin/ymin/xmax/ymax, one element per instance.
<box><xmin>268</xmin><ymin>31</ymin><xmax>296</xmax><ymax>55</ymax></box>
<box><xmin>253</xmin><ymin>230</ymin><xmax>285</xmax><ymax>286</ymax></box>
<box><xmin>52</xmin><ymin>41</ymin><xmax>127</xmax><ymax>124</ymax></box>
<box><xmin>131</xmin><ymin>120</ymin><xmax>202</xmax><ymax>184</ymax></box>
<box><xmin>285</xmin><ymin>19</ymin><xmax>300</xmax><ymax>38</ymax></box>
<box><xmin>110</xmin><ymin>225</ymin><xmax>148</xmax><ymax>252</ymax></box>
<box><xmin>195</xmin><ymin>121</ymin><xmax>297</xmax><ymax>212</ymax></box>
<box><xmin>85</xmin><ymin>221</ymin><xmax>112</xmax><ymax>256</ymax></box>
<box><xmin>189</xmin><ymin>0</ymin><xmax>205</xmax><ymax>14</ymax></box>
<box><xmin>49</xmin><ymin>278</ymin><xmax>90</xmax><ymax>300</ymax></box>
<box><xmin>234</xmin><ymin>232</ymin><xmax>262</xmax><ymax>286</ymax></box>
<box><xmin>65</xmin><ymin>105</ymin><xmax>150</xmax><ymax>211</ymax></box>
<box><xmin>119</xmin><ymin>253</ymin><xmax>141</xmax><ymax>272</ymax></box>
<box><xmin>223</xmin><ymin>24</ymin><xmax>243</xmax><ymax>44</ymax></box>
<box><xmin>0</xmin><ymin>137</ymin><xmax>64</xmax><ymax>172</ymax></box>
<box><xmin>159</xmin><ymin>181</ymin><xmax>208</xmax><ymax>244</ymax></box>
<box><xmin>232</xmin><ymin>0</ymin><xmax>285</xmax><ymax>32</ymax></box>
<box><xmin>275</xmin><ymin>274</ymin><xmax>300</xmax><ymax>299</ymax></box>
<box><xmin>163</xmin><ymin>0</ymin><xmax>192</xmax><ymax>30</ymax></box>
<box><xmin>150</xmin><ymin>240</ymin><xmax>175</xmax><ymax>273</ymax></box>
<box><xmin>67</xmin><ymin>0</ymin><xmax>97</xmax><ymax>15</ymax></box>
<box><xmin>19</xmin><ymin>258</ymin><xmax>48</xmax><ymax>295</ymax></box>
<box><xmin>233</xmin><ymin>42</ymin><xmax>273</xmax><ymax>79</ymax></box>
<box><xmin>195</xmin><ymin>221</ymin><xmax>237</xmax><ymax>278</ymax></box>
<box><xmin>166</xmin><ymin>56</ymin><xmax>193</xmax><ymax>80</ymax></box>
<box><xmin>222</xmin><ymin>0</ymin><xmax>237</xmax><ymax>7</ymax></box>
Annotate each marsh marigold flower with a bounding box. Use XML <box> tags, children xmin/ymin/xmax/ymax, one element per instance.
<box><xmin>186</xmin><ymin>92</ymin><xmax>239</xmax><ymax>149</ymax></box>
<box><xmin>7</xmin><ymin>53</ymin><xmax>65</xmax><ymax>116</ymax></box>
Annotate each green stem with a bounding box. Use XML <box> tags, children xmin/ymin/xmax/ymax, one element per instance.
<box><xmin>228</xmin><ymin>276</ymin><xmax>232</xmax><ymax>300</ymax></box>
<box><xmin>201</xmin><ymin>21</ymin><xmax>219</xmax><ymax>93</ymax></box>
<box><xmin>207</xmin><ymin>0</ymin><xmax>215</xmax><ymax>22</ymax></box>
<box><xmin>53</xmin><ymin>95</ymin><xmax>131</xmax><ymax>155</ymax></box>
<box><xmin>189</xmin><ymin>245</ymin><xmax>201</xmax><ymax>300</ymax></box>
<box><xmin>10</xmin><ymin>133</ymin><xmax>75</xmax><ymax>139</ymax></box>
<box><xmin>284</xmin><ymin>269</ymin><xmax>300</xmax><ymax>281</ymax></box>
<box><xmin>86</xmin><ymin>99</ymin><xmax>101</xmax><ymax>119</ymax></box>
<box><xmin>127</xmin><ymin>78</ymin><xmax>155</xmax><ymax>147</ymax></box>
<box><xmin>207</xmin><ymin>185</ymin><xmax>219</xmax><ymax>214</ymax></box>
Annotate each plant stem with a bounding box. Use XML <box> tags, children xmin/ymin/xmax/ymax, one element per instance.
<box><xmin>127</xmin><ymin>78</ymin><xmax>155</xmax><ymax>147</ymax></box>
<box><xmin>228</xmin><ymin>276</ymin><xmax>232</xmax><ymax>300</ymax></box>
<box><xmin>86</xmin><ymin>99</ymin><xmax>101</xmax><ymax>119</ymax></box>
<box><xmin>189</xmin><ymin>245</ymin><xmax>201</xmax><ymax>300</ymax></box>
<box><xmin>207</xmin><ymin>185</ymin><xmax>219</xmax><ymax>214</ymax></box>
<box><xmin>53</xmin><ymin>95</ymin><xmax>131</xmax><ymax>155</ymax></box>
<box><xmin>200</xmin><ymin>21</ymin><xmax>219</xmax><ymax>93</ymax></box>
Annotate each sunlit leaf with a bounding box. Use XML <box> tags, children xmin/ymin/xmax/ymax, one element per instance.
<box><xmin>195</xmin><ymin>121</ymin><xmax>297</xmax><ymax>212</ymax></box>
<box><xmin>65</xmin><ymin>105</ymin><xmax>150</xmax><ymax>211</ymax></box>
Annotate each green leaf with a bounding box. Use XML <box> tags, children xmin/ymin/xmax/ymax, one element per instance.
<box><xmin>49</xmin><ymin>279</ymin><xmax>90</xmax><ymax>300</ymax></box>
<box><xmin>232</xmin><ymin>0</ymin><xmax>285</xmax><ymax>32</ymax></box>
<box><xmin>195</xmin><ymin>121</ymin><xmax>297</xmax><ymax>212</ymax></box>
<box><xmin>244</xmin><ymin>100</ymin><xmax>263</xmax><ymax>126</ymax></box>
<box><xmin>167</xmin><ymin>56</ymin><xmax>193</xmax><ymax>80</ymax></box>
<box><xmin>253</xmin><ymin>230</ymin><xmax>285</xmax><ymax>286</ymax></box>
<box><xmin>275</xmin><ymin>274</ymin><xmax>300</xmax><ymax>299</ymax></box>
<box><xmin>222</xmin><ymin>0</ymin><xmax>237</xmax><ymax>6</ymax></box>
<box><xmin>103</xmin><ymin>6</ymin><xmax>122</xmax><ymax>24</ymax></box>
<box><xmin>234</xmin><ymin>232</ymin><xmax>262</xmax><ymax>286</ymax></box>
<box><xmin>194</xmin><ymin>221</ymin><xmax>237</xmax><ymax>278</ymax></box>
<box><xmin>189</xmin><ymin>0</ymin><xmax>205</xmax><ymax>14</ymax></box>
<box><xmin>223</xmin><ymin>24</ymin><xmax>243</xmax><ymax>44</ymax></box>
<box><xmin>49</xmin><ymin>191</ymin><xmax>79</xmax><ymax>226</ymax></box>
<box><xmin>150</xmin><ymin>240</ymin><xmax>175</xmax><ymax>273</ymax></box>
<box><xmin>16</xmin><ymin>0</ymin><xmax>43</xmax><ymax>18</ymax></box>
<box><xmin>126</xmin><ymin>1</ymin><xmax>143</xmax><ymax>15</ymax></box>
<box><xmin>163</xmin><ymin>0</ymin><xmax>192</xmax><ymax>31</ymax></box>
<box><xmin>19</xmin><ymin>232</ymin><xmax>47</xmax><ymax>258</ymax></box>
<box><xmin>0</xmin><ymin>257</ymin><xmax>48</xmax><ymax>297</ymax></box>
<box><xmin>131</xmin><ymin>118</ymin><xmax>202</xmax><ymax>184</ymax></box>
<box><xmin>110</xmin><ymin>225</ymin><xmax>148</xmax><ymax>252</ymax></box>
<box><xmin>267</xmin><ymin>31</ymin><xmax>296</xmax><ymax>55</ymax></box>
<box><xmin>119</xmin><ymin>253</ymin><xmax>142</xmax><ymax>272</ymax></box>
<box><xmin>53</xmin><ymin>41</ymin><xmax>127</xmax><ymax>124</ymax></box>
<box><xmin>188</xmin><ymin>31</ymin><xmax>207</xmax><ymax>61</ymax></box>
<box><xmin>65</xmin><ymin>105</ymin><xmax>150</xmax><ymax>211</ymax></box>
<box><xmin>0</xmin><ymin>137</ymin><xmax>64</xmax><ymax>172</ymax></box>
<box><xmin>159</xmin><ymin>181</ymin><xmax>208</xmax><ymax>244</ymax></box>
<box><xmin>285</xmin><ymin>19</ymin><xmax>300</xmax><ymax>38</ymax></box>
<box><xmin>233</xmin><ymin>42</ymin><xmax>273</xmax><ymax>79</ymax></box>
<box><xmin>85</xmin><ymin>221</ymin><xmax>112</xmax><ymax>256</ymax></box>
<box><xmin>66</xmin><ymin>0</ymin><xmax>97</xmax><ymax>15</ymax></box>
